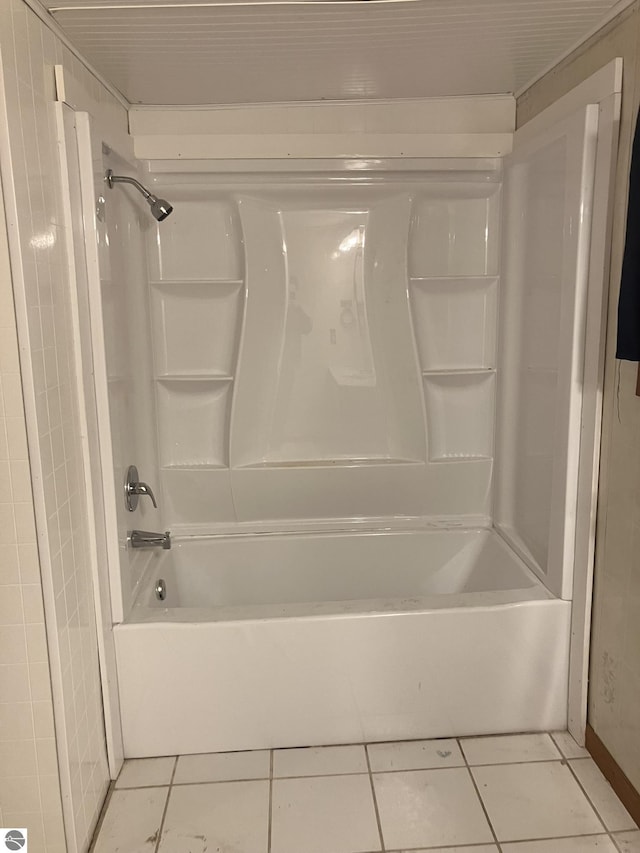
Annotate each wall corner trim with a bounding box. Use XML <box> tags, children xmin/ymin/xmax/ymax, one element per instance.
<box><xmin>586</xmin><ymin>723</ymin><xmax>640</xmax><ymax>827</ymax></box>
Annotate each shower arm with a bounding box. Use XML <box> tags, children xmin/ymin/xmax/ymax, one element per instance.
<box><xmin>104</xmin><ymin>169</ymin><xmax>173</xmax><ymax>221</ymax></box>
<box><xmin>106</xmin><ymin>171</ymin><xmax>153</xmax><ymax>200</ymax></box>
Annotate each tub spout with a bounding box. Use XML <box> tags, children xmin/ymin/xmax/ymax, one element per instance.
<box><xmin>129</xmin><ymin>530</ymin><xmax>171</xmax><ymax>550</ymax></box>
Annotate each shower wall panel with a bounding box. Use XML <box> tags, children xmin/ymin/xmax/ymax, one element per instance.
<box><xmin>231</xmin><ymin>192</ymin><xmax>425</xmax><ymax>468</ymax></box>
<box><xmin>99</xmin><ymin>150</ymin><xmax>162</xmax><ymax>612</ymax></box>
<box><xmin>145</xmin><ymin>165</ymin><xmax>501</xmax><ymax>528</ymax></box>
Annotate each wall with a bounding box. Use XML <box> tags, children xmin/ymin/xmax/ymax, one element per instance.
<box><xmin>0</xmin><ymin>173</ymin><xmax>66</xmax><ymax>852</ymax></box>
<box><xmin>142</xmin><ymin>163</ymin><xmax>501</xmax><ymax>533</ymax></box>
<box><xmin>0</xmin><ymin>0</ymin><xmax>131</xmax><ymax>849</ymax></box>
<box><xmin>517</xmin><ymin>2</ymin><xmax>640</xmax><ymax>791</ymax></box>
<box><xmin>99</xmin><ymin>148</ymin><xmax>161</xmax><ymax>621</ymax></box>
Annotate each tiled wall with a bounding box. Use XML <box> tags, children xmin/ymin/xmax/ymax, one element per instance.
<box><xmin>517</xmin><ymin>2</ymin><xmax>640</xmax><ymax>792</ymax></box>
<box><xmin>0</xmin><ymin>176</ymin><xmax>66</xmax><ymax>852</ymax></box>
<box><xmin>0</xmin><ymin>1</ymin><xmax>131</xmax><ymax>850</ymax></box>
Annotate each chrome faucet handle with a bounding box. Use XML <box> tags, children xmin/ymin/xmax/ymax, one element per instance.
<box><xmin>125</xmin><ymin>465</ymin><xmax>158</xmax><ymax>511</ymax></box>
<box><xmin>130</xmin><ymin>482</ymin><xmax>158</xmax><ymax>508</ymax></box>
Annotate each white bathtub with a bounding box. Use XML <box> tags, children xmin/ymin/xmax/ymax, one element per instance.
<box><xmin>114</xmin><ymin>528</ymin><xmax>571</xmax><ymax>757</ymax></box>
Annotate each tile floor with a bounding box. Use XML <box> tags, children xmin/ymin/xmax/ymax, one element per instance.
<box><xmin>91</xmin><ymin>732</ymin><xmax>639</xmax><ymax>853</ymax></box>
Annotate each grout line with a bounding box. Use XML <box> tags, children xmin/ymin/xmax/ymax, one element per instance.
<box><xmin>610</xmin><ymin>830</ymin><xmax>640</xmax><ymax>853</ymax></box>
<box><xmin>458</xmin><ymin>737</ymin><xmax>503</xmax><ymax>853</ymax></box>
<box><xmin>496</xmin><ymin>831</ymin><xmax>611</xmax><ymax>853</ymax></box>
<box><xmin>87</xmin><ymin>781</ymin><xmax>116</xmax><ymax>852</ymax></box>
<box><xmin>114</xmin><ymin>756</ymin><xmax>587</xmax><ymax>790</ymax></box>
<box><xmin>267</xmin><ymin>749</ymin><xmax>274</xmax><ymax>853</ymax></box>
<box><xmin>153</xmin><ymin>756</ymin><xmax>178</xmax><ymax>853</ymax></box>
<box><xmin>564</xmin><ymin>755</ymin><xmax>611</xmax><ymax>835</ymax></box>
<box><xmin>365</xmin><ymin>743</ymin><xmax>386</xmax><ymax>852</ymax></box>
<box><xmin>499</xmin><ymin>832</ymin><xmax>619</xmax><ymax>844</ymax></box>
<box><xmin>118</xmin><ymin>775</ymin><xmax>273</xmax><ymax>789</ymax></box>
<box><xmin>382</xmin><ymin>837</ymin><xmax>617</xmax><ymax>851</ymax></box>
<box><xmin>384</xmin><ymin>845</ymin><xmax>500</xmax><ymax>852</ymax></box>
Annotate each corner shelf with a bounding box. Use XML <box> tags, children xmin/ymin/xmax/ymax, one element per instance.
<box><xmin>423</xmin><ymin>371</ymin><xmax>495</xmax><ymax>463</ymax></box>
<box><xmin>408</xmin><ymin>189</ymin><xmax>500</xmax><ymax>278</ymax></box>
<box><xmin>422</xmin><ymin>368</ymin><xmax>495</xmax><ymax>377</ymax></box>
<box><xmin>234</xmin><ymin>458</ymin><xmax>424</xmax><ymax>469</ymax></box>
<box><xmin>150</xmin><ymin>281</ymin><xmax>243</xmax><ymax>378</ymax></box>
<box><xmin>430</xmin><ymin>454</ymin><xmax>493</xmax><ymax>464</ymax></box>
<box><xmin>410</xmin><ymin>277</ymin><xmax>498</xmax><ymax>373</ymax></box>
<box><xmin>409</xmin><ymin>275</ymin><xmax>498</xmax><ymax>283</ymax></box>
<box><xmin>155</xmin><ymin>374</ymin><xmax>234</xmax><ymax>382</ymax></box>
<box><xmin>149</xmin><ymin>279</ymin><xmax>244</xmax><ymax>287</ymax></box>
<box><xmin>156</xmin><ymin>379</ymin><xmax>232</xmax><ymax>468</ymax></box>
<box><xmin>160</xmin><ymin>463</ymin><xmax>229</xmax><ymax>471</ymax></box>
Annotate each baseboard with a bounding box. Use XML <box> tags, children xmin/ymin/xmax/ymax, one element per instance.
<box><xmin>586</xmin><ymin>723</ymin><xmax>640</xmax><ymax>827</ymax></box>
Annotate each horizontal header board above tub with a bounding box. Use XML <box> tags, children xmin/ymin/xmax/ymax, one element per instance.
<box><xmin>131</xmin><ymin>96</ymin><xmax>516</xmax><ymax>135</ymax></box>
<box><xmin>145</xmin><ymin>158</ymin><xmax>503</xmax><ymax>175</ymax></box>
<box><xmin>130</xmin><ymin>96</ymin><xmax>514</xmax><ymax>160</ymax></box>
<box><xmin>134</xmin><ymin>133</ymin><xmax>513</xmax><ymax>161</ymax></box>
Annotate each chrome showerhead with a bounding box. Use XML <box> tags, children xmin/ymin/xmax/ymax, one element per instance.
<box><xmin>149</xmin><ymin>196</ymin><xmax>173</xmax><ymax>222</ymax></box>
<box><xmin>105</xmin><ymin>169</ymin><xmax>174</xmax><ymax>221</ymax></box>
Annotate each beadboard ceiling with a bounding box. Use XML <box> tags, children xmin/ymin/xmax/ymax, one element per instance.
<box><xmin>47</xmin><ymin>0</ymin><xmax>626</xmax><ymax>105</ymax></box>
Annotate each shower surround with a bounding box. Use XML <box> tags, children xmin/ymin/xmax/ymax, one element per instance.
<box><xmin>87</xmin><ymin>103</ymin><xmax>601</xmax><ymax>756</ymax></box>
<box><xmin>148</xmin><ymin>165</ymin><xmax>500</xmax><ymax>528</ymax></box>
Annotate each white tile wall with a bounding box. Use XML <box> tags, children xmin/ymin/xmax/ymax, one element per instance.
<box><xmin>0</xmin><ymin>1</ymin><xmax>131</xmax><ymax>850</ymax></box>
<box><xmin>0</xmin><ymin>171</ymin><xmax>65</xmax><ymax>851</ymax></box>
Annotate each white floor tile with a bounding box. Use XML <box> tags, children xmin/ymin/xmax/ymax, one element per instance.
<box><xmin>115</xmin><ymin>756</ymin><xmax>175</xmax><ymax>788</ymax></box>
<box><xmin>614</xmin><ymin>830</ymin><xmax>640</xmax><ymax>852</ymax></box>
<box><xmin>503</xmin><ymin>837</ymin><xmax>617</xmax><ymax>852</ymax></box>
<box><xmin>569</xmin><ymin>758</ymin><xmax>637</xmax><ymax>831</ymax></box>
<box><xmin>368</xmin><ymin>738</ymin><xmax>464</xmax><ymax>772</ymax></box>
<box><xmin>173</xmin><ymin>749</ymin><xmax>270</xmax><ymax>784</ymax></box>
<box><xmin>473</xmin><ymin>761</ymin><xmax>604</xmax><ymax>841</ymax></box>
<box><xmin>158</xmin><ymin>780</ymin><xmax>269</xmax><ymax>853</ymax></box>
<box><xmin>373</xmin><ymin>767</ymin><xmax>493</xmax><ymax>849</ymax></box>
<box><xmin>271</xmin><ymin>773</ymin><xmax>380</xmax><ymax>853</ymax></box>
<box><xmin>551</xmin><ymin>731</ymin><xmax>590</xmax><ymax>759</ymax></box>
<box><xmin>461</xmin><ymin>733</ymin><xmax>561</xmax><ymax>765</ymax></box>
<box><xmin>93</xmin><ymin>787</ymin><xmax>168</xmax><ymax>853</ymax></box>
<box><xmin>273</xmin><ymin>744</ymin><xmax>367</xmax><ymax>777</ymax></box>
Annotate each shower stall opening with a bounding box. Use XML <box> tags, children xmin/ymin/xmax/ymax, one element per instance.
<box><xmin>61</xmin><ymin>78</ymin><xmax>618</xmax><ymax>760</ymax></box>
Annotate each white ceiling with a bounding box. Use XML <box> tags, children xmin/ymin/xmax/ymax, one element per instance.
<box><xmin>47</xmin><ymin>0</ymin><xmax>624</xmax><ymax>105</ymax></box>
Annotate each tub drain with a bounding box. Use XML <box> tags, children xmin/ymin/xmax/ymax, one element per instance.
<box><xmin>155</xmin><ymin>579</ymin><xmax>167</xmax><ymax>601</ymax></box>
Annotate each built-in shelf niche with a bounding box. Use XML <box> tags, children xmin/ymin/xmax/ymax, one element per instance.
<box><xmin>409</xmin><ymin>184</ymin><xmax>500</xmax><ymax>278</ymax></box>
<box><xmin>148</xmin><ymin>189</ymin><xmax>246</xmax><ymax>475</ymax></box>
<box><xmin>410</xmin><ymin>277</ymin><xmax>497</xmax><ymax>372</ymax></box>
<box><xmin>151</xmin><ymin>281</ymin><xmax>243</xmax><ymax>377</ymax></box>
<box><xmin>148</xmin><ymin>192</ymin><xmax>242</xmax><ymax>282</ymax></box>
<box><xmin>156</xmin><ymin>378</ymin><xmax>232</xmax><ymax>468</ymax></box>
<box><xmin>423</xmin><ymin>371</ymin><xmax>495</xmax><ymax>462</ymax></box>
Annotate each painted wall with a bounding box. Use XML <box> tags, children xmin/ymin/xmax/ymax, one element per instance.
<box><xmin>518</xmin><ymin>2</ymin><xmax>640</xmax><ymax>791</ymax></box>
<box><xmin>0</xmin><ymin>1</ymin><xmax>130</xmax><ymax>849</ymax></box>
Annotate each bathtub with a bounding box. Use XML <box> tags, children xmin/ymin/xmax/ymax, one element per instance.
<box><xmin>114</xmin><ymin>527</ymin><xmax>571</xmax><ymax>757</ymax></box>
